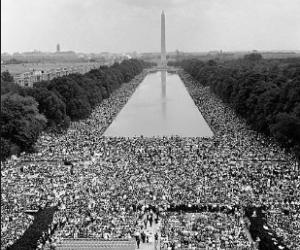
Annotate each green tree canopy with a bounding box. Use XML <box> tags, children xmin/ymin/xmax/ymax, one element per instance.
<box><xmin>1</xmin><ymin>70</ymin><xmax>14</xmax><ymax>82</ymax></box>
<box><xmin>1</xmin><ymin>94</ymin><xmax>47</xmax><ymax>154</ymax></box>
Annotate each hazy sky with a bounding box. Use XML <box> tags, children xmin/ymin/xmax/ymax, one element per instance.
<box><xmin>1</xmin><ymin>0</ymin><xmax>300</xmax><ymax>54</ymax></box>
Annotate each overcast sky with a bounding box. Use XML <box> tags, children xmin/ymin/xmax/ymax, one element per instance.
<box><xmin>1</xmin><ymin>0</ymin><xmax>300</xmax><ymax>54</ymax></box>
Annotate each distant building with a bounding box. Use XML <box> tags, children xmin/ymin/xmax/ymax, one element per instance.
<box><xmin>140</xmin><ymin>52</ymin><xmax>160</xmax><ymax>62</ymax></box>
<box><xmin>13</xmin><ymin>62</ymin><xmax>102</xmax><ymax>87</ymax></box>
<box><xmin>100</xmin><ymin>52</ymin><xmax>111</xmax><ymax>59</ymax></box>
<box><xmin>208</xmin><ymin>51</ymin><xmax>219</xmax><ymax>55</ymax></box>
<box><xmin>261</xmin><ymin>52</ymin><xmax>299</xmax><ymax>59</ymax></box>
<box><xmin>2</xmin><ymin>47</ymin><xmax>116</xmax><ymax>65</ymax></box>
<box><xmin>22</xmin><ymin>51</ymin><xmax>49</xmax><ymax>63</ymax></box>
<box><xmin>216</xmin><ymin>52</ymin><xmax>235</xmax><ymax>60</ymax></box>
<box><xmin>52</xmin><ymin>51</ymin><xmax>79</xmax><ymax>62</ymax></box>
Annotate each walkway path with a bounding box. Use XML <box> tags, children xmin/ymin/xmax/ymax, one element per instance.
<box><xmin>136</xmin><ymin>219</ymin><xmax>161</xmax><ymax>250</ymax></box>
<box><xmin>242</xmin><ymin>219</ymin><xmax>254</xmax><ymax>243</ymax></box>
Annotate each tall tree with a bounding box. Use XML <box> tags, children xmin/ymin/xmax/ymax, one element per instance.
<box><xmin>1</xmin><ymin>94</ymin><xmax>47</xmax><ymax>154</ymax></box>
<box><xmin>1</xmin><ymin>70</ymin><xmax>14</xmax><ymax>82</ymax></box>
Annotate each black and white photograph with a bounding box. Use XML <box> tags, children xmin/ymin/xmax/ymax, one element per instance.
<box><xmin>1</xmin><ymin>0</ymin><xmax>300</xmax><ymax>250</ymax></box>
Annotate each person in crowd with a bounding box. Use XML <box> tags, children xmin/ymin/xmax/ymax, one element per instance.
<box><xmin>141</xmin><ymin>231</ymin><xmax>146</xmax><ymax>243</ymax></box>
<box><xmin>136</xmin><ymin>236</ymin><xmax>141</xmax><ymax>249</ymax></box>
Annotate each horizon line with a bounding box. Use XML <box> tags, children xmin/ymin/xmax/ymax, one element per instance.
<box><xmin>2</xmin><ymin>49</ymin><xmax>300</xmax><ymax>55</ymax></box>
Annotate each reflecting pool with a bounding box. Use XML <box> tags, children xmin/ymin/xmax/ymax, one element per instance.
<box><xmin>103</xmin><ymin>71</ymin><xmax>214</xmax><ymax>137</ymax></box>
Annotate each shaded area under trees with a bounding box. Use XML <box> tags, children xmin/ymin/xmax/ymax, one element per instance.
<box><xmin>1</xmin><ymin>59</ymin><xmax>155</xmax><ymax>161</ymax></box>
<box><xmin>169</xmin><ymin>58</ymin><xmax>300</xmax><ymax>159</ymax></box>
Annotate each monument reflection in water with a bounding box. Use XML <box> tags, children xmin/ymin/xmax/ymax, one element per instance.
<box><xmin>161</xmin><ymin>70</ymin><xmax>167</xmax><ymax>120</ymax></box>
<box><xmin>103</xmin><ymin>71</ymin><xmax>214</xmax><ymax>137</ymax></box>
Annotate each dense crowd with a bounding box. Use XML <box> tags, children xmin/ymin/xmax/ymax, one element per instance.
<box><xmin>1</xmin><ymin>72</ymin><xmax>147</xmax><ymax>249</ymax></box>
<box><xmin>159</xmin><ymin>211</ymin><xmax>256</xmax><ymax>249</ymax></box>
<box><xmin>266</xmin><ymin>210</ymin><xmax>300</xmax><ymax>249</ymax></box>
<box><xmin>1</xmin><ymin>70</ymin><xmax>299</xmax><ymax>250</ymax></box>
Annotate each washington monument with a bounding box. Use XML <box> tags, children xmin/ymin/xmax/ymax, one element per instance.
<box><xmin>161</xmin><ymin>10</ymin><xmax>167</xmax><ymax>67</ymax></box>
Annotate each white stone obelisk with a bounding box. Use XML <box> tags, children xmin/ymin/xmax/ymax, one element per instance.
<box><xmin>161</xmin><ymin>10</ymin><xmax>166</xmax><ymax>66</ymax></box>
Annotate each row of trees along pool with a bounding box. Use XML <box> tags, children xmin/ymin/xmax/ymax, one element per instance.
<box><xmin>168</xmin><ymin>55</ymin><xmax>300</xmax><ymax>160</ymax></box>
<box><xmin>1</xmin><ymin>59</ymin><xmax>156</xmax><ymax>161</ymax></box>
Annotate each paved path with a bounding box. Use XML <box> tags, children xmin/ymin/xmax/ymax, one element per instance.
<box><xmin>242</xmin><ymin>221</ymin><xmax>254</xmax><ymax>242</ymax></box>
<box><xmin>136</xmin><ymin>219</ymin><xmax>161</xmax><ymax>250</ymax></box>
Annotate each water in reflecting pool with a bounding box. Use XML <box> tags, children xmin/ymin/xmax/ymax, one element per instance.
<box><xmin>103</xmin><ymin>71</ymin><xmax>213</xmax><ymax>137</ymax></box>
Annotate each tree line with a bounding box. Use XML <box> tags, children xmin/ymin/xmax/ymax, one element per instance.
<box><xmin>169</xmin><ymin>55</ymin><xmax>300</xmax><ymax>157</ymax></box>
<box><xmin>1</xmin><ymin>59</ymin><xmax>155</xmax><ymax>161</ymax></box>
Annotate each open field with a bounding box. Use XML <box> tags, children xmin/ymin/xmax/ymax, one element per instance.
<box><xmin>1</xmin><ymin>62</ymin><xmax>96</xmax><ymax>75</ymax></box>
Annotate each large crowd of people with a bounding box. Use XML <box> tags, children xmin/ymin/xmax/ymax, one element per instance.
<box><xmin>159</xmin><ymin>211</ymin><xmax>256</xmax><ymax>249</ymax></box>
<box><xmin>1</xmin><ymin>70</ymin><xmax>299</xmax><ymax>250</ymax></box>
<box><xmin>266</xmin><ymin>209</ymin><xmax>300</xmax><ymax>249</ymax></box>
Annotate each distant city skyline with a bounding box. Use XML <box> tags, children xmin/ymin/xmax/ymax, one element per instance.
<box><xmin>3</xmin><ymin>48</ymin><xmax>300</xmax><ymax>56</ymax></box>
<box><xmin>1</xmin><ymin>0</ymin><xmax>300</xmax><ymax>54</ymax></box>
